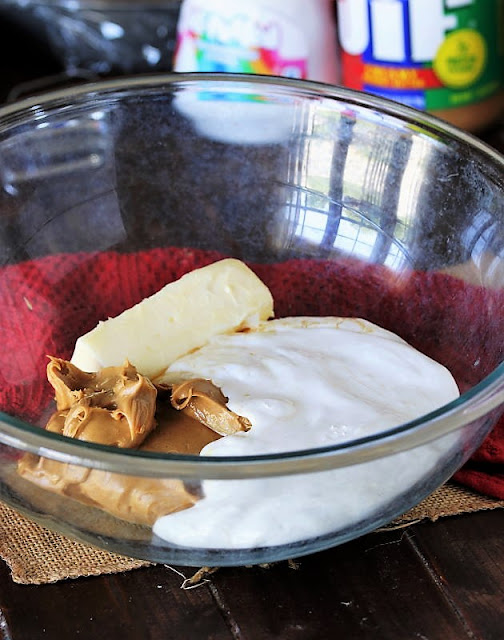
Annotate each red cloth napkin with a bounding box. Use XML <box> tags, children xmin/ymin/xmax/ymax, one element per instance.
<box><xmin>1</xmin><ymin>247</ymin><xmax>503</xmax><ymax>496</ymax></box>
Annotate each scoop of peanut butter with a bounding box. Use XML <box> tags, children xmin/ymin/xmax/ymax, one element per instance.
<box><xmin>163</xmin><ymin>378</ymin><xmax>251</xmax><ymax>436</ymax></box>
<box><xmin>18</xmin><ymin>358</ymin><xmax>251</xmax><ymax>526</ymax></box>
<box><xmin>46</xmin><ymin>358</ymin><xmax>158</xmax><ymax>448</ymax></box>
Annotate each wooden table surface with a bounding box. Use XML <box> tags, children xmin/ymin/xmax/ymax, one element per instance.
<box><xmin>0</xmin><ymin>17</ymin><xmax>504</xmax><ymax>640</ymax></box>
<box><xmin>1</xmin><ymin>510</ymin><xmax>504</xmax><ymax>639</ymax></box>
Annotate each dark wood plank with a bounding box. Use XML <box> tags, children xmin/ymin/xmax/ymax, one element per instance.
<box><xmin>408</xmin><ymin>510</ymin><xmax>504</xmax><ymax>640</ymax></box>
<box><xmin>5</xmin><ymin>512</ymin><xmax>504</xmax><ymax>640</ymax></box>
<box><xmin>0</xmin><ymin>561</ymin><xmax>232</xmax><ymax>640</ymax></box>
<box><xmin>3</xmin><ymin>511</ymin><xmax>504</xmax><ymax>640</ymax></box>
<box><xmin>209</xmin><ymin>528</ymin><xmax>472</xmax><ymax>640</ymax></box>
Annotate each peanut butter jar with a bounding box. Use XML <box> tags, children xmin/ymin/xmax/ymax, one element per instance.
<box><xmin>336</xmin><ymin>0</ymin><xmax>504</xmax><ymax>132</ymax></box>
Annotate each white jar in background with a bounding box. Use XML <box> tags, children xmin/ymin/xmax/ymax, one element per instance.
<box><xmin>173</xmin><ymin>0</ymin><xmax>340</xmax><ymax>85</ymax></box>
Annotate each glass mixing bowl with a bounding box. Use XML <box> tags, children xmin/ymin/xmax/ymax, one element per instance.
<box><xmin>0</xmin><ymin>73</ymin><xmax>503</xmax><ymax>566</ymax></box>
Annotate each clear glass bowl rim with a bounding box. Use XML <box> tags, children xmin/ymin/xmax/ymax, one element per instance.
<box><xmin>0</xmin><ymin>72</ymin><xmax>503</xmax><ymax>480</ymax></box>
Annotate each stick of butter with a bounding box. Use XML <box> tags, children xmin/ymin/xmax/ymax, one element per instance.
<box><xmin>71</xmin><ymin>258</ymin><xmax>274</xmax><ymax>378</ymax></box>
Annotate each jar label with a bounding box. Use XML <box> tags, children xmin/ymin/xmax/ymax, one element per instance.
<box><xmin>337</xmin><ymin>0</ymin><xmax>503</xmax><ymax>111</ymax></box>
<box><xmin>174</xmin><ymin>2</ymin><xmax>309</xmax><ymax>79</ymax></box>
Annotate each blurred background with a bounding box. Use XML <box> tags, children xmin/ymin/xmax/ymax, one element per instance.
<box><xmin>0</xmin><ymin>0</ymin><xmax>183</xmax><ymax>101</ymax></box>
<box><xmin>0</xmin><ymin>0</ymin><xmax>501</xmax><ymax>131</ymax></box>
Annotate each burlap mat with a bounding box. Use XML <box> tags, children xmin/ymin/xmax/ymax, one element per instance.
<box><xmin>1</xmin><ymin>482</ymin><xmax>503</xmax><ymax>585</ymax></box>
